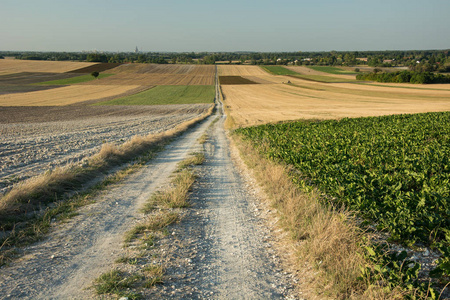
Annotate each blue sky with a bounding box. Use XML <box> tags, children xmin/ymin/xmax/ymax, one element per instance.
<box><xmin>1</xmin><ymin>0</ymin><xmax>449</xmax><ymax>52</ymax></box>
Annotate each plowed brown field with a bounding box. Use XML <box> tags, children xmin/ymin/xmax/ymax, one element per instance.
<box><xmin>0</xmin><ymin>60</ymin><xmax>97</xmax><ymax>74</ymax></box>
<box><xmin>218</xmin><ymin>76</ymin><xmax>258</xmax><ymax>85</ymax></box>
<box><xmin>67</xmin><ymin>63</ymin><xmax>123</xmax><ymax>73</ymax></box>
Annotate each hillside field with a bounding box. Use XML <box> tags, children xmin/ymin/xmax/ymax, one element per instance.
<box><xmin>219</xmin><ymin>65</ymin><xmax>450</xmax><ymax>127</ymax></box>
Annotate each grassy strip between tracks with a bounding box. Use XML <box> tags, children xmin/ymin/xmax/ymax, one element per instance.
<box><xmin>92</xmin><ymin>152</ymin><xmax>205</xmax><ymax>299</ymax></box>
<box><xmin>0</xmin><ymin>105</ymin><xmax>214</xmax><ymax>266</ymax></box>
<box><xmin>231</xmin><ymin>131</ymin><xmax>442</xmax><ymax>299</ymax></box>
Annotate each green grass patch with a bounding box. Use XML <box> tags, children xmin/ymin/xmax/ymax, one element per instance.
<box><xmin>35</xmin><ymin>73</ymin><xmax>114</xmax><ymax>85</ymax></box>
<box><xmin>260</xmin><ymin>65</ymin><xmax>300</xmax><ymax>76</ymax></box>
<box><xmin>93</xmin><ymin>270</ymin><xmax>142</xmax><ymax>298</ymax></box>
<box><xmin>95</xmin><ymin>85</ymin><xmax>215</xmax><ymax>105</ymax></box>
<box><xmin>307</xmin><ymin>66</ymin><xmax>357</xmax><ymax>75</ymax></box>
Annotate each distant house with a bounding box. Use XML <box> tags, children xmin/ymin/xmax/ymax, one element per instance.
<box><xmin>383</xmin><ymin>59</ymin><xmax>394</xmax><ymax>63</ymax></box>
<box><xmin>357</xmin><ymin>57</ymin><xmax>368</xmax><ymax>62</ymax></box>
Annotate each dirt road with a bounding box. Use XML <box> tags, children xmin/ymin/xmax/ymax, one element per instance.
<box><xmin>0</xmin><ymin>74</ymin><xmax>295</xmax><ymax>299</ymax></box>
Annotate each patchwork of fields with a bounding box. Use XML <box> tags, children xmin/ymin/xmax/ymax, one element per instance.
<box><xmin>0</xmin><ymin>60</ymin><xmax>214</xmax><ymax>194</ymax></box>
<box><xmin>1</xmin><ymin>59</ymin><xmax>450</xmax><ymax>297</ymax></box>
<box><xmin>218</xmin><ymin>65</ymin><xmax>450</xmax><ymax>126</ymax></box>
<box><xmin>0</xmin><ymin>61</ymin><xmax>215</xmax><ymax>105</ymax></box>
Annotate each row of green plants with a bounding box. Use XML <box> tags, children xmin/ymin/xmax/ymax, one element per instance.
<box><xmin>236</xmin><ymin>112</ymin><xmax>450</xmax><ymax>293</ymax></box>
<box><xmin>356</xmin><ymin>70</ymin><xmax>450</xmax><ymax>84</ymax></box>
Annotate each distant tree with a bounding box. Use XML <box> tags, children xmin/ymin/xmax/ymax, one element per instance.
<box><xmin>91</xmin><ymin>71</ymin><xmax>100</xmax><ymax>79</ymax></box>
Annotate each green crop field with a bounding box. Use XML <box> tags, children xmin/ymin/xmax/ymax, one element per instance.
<box><xmin>236</xmin><ymin>112</ymin><xmax>450</xmax><ymax>281</ymax></box>
<box><xmin>260</xmin><ymin>65</ymin><xmax>299</xmax><ymax>75</ymax></box>
<box><xmin>307</xmin><ymin>65</ymin><xmax>357</xmax><ymax>75</ymax></box>
<box><xmin>35</xmin><ymin>73</ymin><xmax>114</xmax><ymax>85</ymax></box>
<box><xmin>95</xmin><ymin>85</ymin><xmax>215</xmax><ymax>105</ymax></box>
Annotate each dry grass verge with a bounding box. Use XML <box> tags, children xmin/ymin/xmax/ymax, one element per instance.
<box><xmin>0</xmin><ymin>104</ymin><xmax>213</xmax><ymax>265</ymax></box>
<box><xmin>230</xmin><ymin>135</ymin><xmax>410</xmax><ymax>299</ymax></box>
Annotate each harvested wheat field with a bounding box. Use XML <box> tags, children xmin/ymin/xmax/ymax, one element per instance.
<box><xmin>0</xmin><ymin>59</ymin><xmax>97</xmax><ymax>74</ymax></box>
<box><xmin>0</xmin><ymin>84</ymin><xmax>141</xmax><ymax>106</ymax></box>
<box><xmin>218</xmin><ymin>65</ymin><xmax>268</xmax><ymax>76</ymax></box>
<box><xmin>222</xmin><ymin>76</ymin><xmax>450</xmax><ymax>127</ymax></box>
<box><xmin>82</xmin><ymin>73</ymin><xmax>214</xmax><ymax>86</ymax></box>
<box><xmin>87</xmin><ymin>64</ymin><xmax>216</xmax><ymax>86</ymax></box>
<box><xmin>108</xmin><ymin>63</ymin><xmax>215</xmax><ymax>75</ymax></box>
<box><xmin>286</xmin><ymin>65</ymin><xmax>356</xmax><ymax>80</ymax></box>
<box><xmin>218</xmin><ymin>65</ymin><xmax>281</xmax><ymax>84</ymax></box>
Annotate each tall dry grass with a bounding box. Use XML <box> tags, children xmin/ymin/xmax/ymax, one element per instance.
<box><xmin>230</xmin><ymin>135</ymin><xmax>406</xmax><ymax>299</ymax></box>
<box><xmin>0</xmin><ymin>104</ymin><xmax>214</xmax><ymax>230</ymax></box>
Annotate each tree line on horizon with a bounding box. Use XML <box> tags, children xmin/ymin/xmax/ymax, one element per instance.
<box><xmin>1</xmin><ymin>50</ymin><xmax>449</xmax><ymax>73</ymax></box>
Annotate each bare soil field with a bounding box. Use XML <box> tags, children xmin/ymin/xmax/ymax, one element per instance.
<box><xmin>0</xmin><ymin>72</ymin><xmax>82</xmax><ymax>95</ymax></box>
<box><xmin>0</xmin><ymin>84</ymin><xmax>141</xmax><ymax>106</ymax></box>
<box><xmin>219</xmin><ymin>76</ymin><xmax>258</xmax><ymax>85</ymax></box>
<box><xmin>0</xmin><ymin>72</ymin><xmax>81</xmax><ymax>85</ymax></box>
<box><xmin>0</xmin><ymin>85</ymin><xmax>61</xmax><ymax>95</ymax></box>
<box><xmin>67</xmin><ymin>63</ymin><xmax>123</xmax><ymax>73</ymax></box>
<box><xmin>0</xmin><ymin>104</ymin><xmax>212</xmax><ymax>194</ymax></box>
<box><xmin>222</xmin><ymin>75</ymin><xmax>450</xmax><ymax>126</ymax></box>
<box><xmin>0</xmin><ymin>60</ymin><xmax>96</xmax><ymax>73</ymax></box>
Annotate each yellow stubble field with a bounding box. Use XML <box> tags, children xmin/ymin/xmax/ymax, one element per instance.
<box><xmin>219</xmin><ymin>65</ymin><xmax>450</xmax><ymax>127</ymax></box>
<box><xmin>85</xmin><ymin>64</ymin><xmax>216</xmax><ymax>86</ymax></box>
<box><xmin>0</xmin><ymin>59</ymin><xmax>97</xmax><ymax>74</ymax></box>
<box><xmin>0</xmin><ymin>85</ymin><xmax>141</xmax><ymax>106</ymax></box>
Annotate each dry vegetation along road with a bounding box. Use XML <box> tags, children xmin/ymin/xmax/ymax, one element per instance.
<box><xmin>0</xmin><ymin>85</ymin><xmax>295</xmax><ymax>299</ymax></box>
